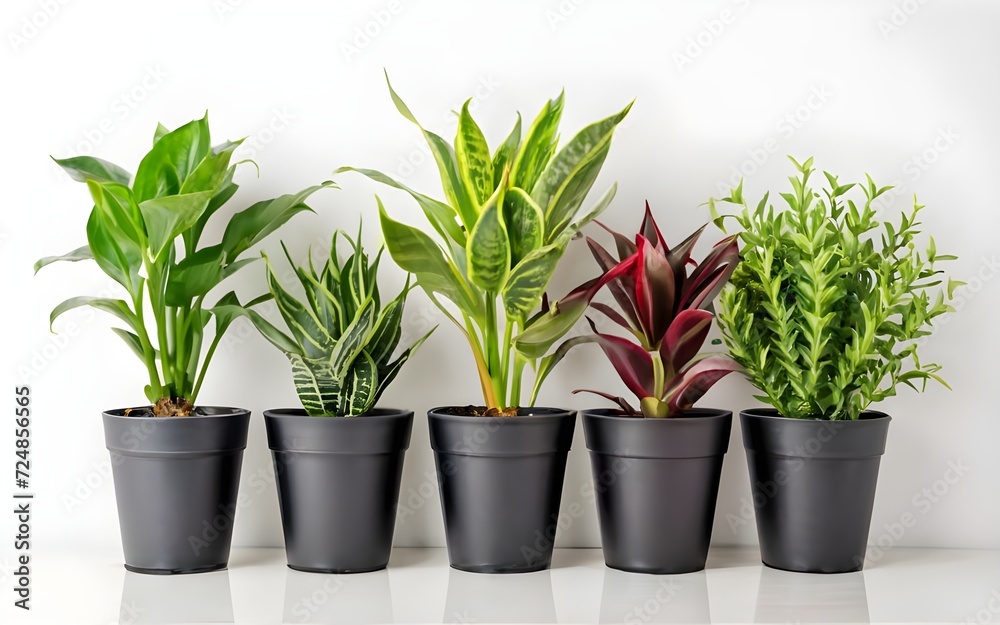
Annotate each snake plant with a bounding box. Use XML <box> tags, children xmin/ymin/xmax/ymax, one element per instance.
<box><xmin>339</xmin><ymin>74</ymin><xmax>631</xmax><ymax>412</ymax></box>
<box><xmin>36</xmin><ymin>114</ymin><xmax>331</xmax><ymax>416</ymax></box>
<box><xmin>229</xmin><ymin>226</ymin><xmax>432</xmax><ymax>416</ymax></box>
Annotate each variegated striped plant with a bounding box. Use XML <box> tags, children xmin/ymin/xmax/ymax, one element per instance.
<box><xmin>229</xmin><ymin>227</ymin><xmax>432</xmax><ymax>416</ymax></box>
<box><xmin>339</xmin><ymin>74</ymin><xmax>631</xmax><ymax>411</ymax></box>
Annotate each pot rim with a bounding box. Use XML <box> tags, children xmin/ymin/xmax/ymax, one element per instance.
<box><xmin>740</xmin><ymin>407</ymin><xmax>891</xmax><ymax>422</ymax></box>
<box><xmin>103</xmin><ymin>406</ymin><xmax>250</xmax><ymax>420</ymax></box>
<box><xmin>582</xmin><ymin>407</ymin><xmax>732</xmax><ymax>421</ymax></box>
<box><xmin>264</xmin><ymin>407</ymin><xmax>413</xmax><ymax>420</ymax></box>
<box><xmin>427</xmin><ymin>406</ymin><xmax>575</xmax><ymax>422</ymax></box>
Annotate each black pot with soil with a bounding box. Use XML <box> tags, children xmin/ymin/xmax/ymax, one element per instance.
<box><xmin>582</xmin><ymin>408</ymin><xmax>732</xmax><ymax>574</ymax></box>
<box><xmin>741</xmin><ymin>408</ymin><xmax>891</xmax><ymax>574</ymax></box>
<box><xmin>265</xmin><ymin>408</ymin><xmax>413</xmax><ymax>573</ymax></box>
<box><xmin>428</xmin><ymin>407</ymin><xmax>576</xmax><ymax>574</ymax></box>
<box><xmin>103</xmin><ymin>406</ymin><xmax>250</xmax><ymax>575</ymax></box>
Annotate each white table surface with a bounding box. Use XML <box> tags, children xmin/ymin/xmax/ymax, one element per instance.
<box><xmin>2</xmin><ymin>546</ymin><xmax>998</xmax><ymax>624</ymax></box>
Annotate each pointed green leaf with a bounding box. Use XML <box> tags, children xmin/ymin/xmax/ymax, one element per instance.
<box><xmin>138</xmin><ymin>191</ymin><xmax>213</xmax><ymax>260</ymax></box>
<box><xmin>330</xmin><ymin>298</ymin><xmax>376</xmax><ymax>376</ymax></box>
<box><xmin>501</xmin><ymin>243</ymin><xmax>563</xmax><ymax>320</ymax></box>
<box><xmin>221</xmin><ymin>182</ymin><xmax>333</xmax><ymax>262</ymax></box>
<box><xmin>35</xmin><ymin>245</ymin><xmax>92</xmax><ymax>274</ymax></box>
<box><xmin>456</xmin><ymin>99</ymin><xmax>494</xmax><ymax>207</ymax></box>
<box><xmin>504</xmin><ymin>187</ymin><xmax>545</xmax><ymax>266</ymax></box>
<box><xmin>466</xmin><ymin>177</ymin><xmax>510</xmax><ymax>291</ymax></box>
<box><xmin>289</xmin><ymin>353</ymin><xmax>341</xmax><ymax>416</ymax></box>
<box><xmin>49</xmin><ymin>296</ymin><xmax>138</xmax><ymax>332</ymax></box>
<box><xmin>52</xmin><ymin>155</ymin><xmax>131</xmax><ymax>185</ymax></box>
<box><xmin>492</xmin><ymin>114</ymin><xmax>521</xmax><ymax>188</ymax></box>
<box><xmin>133</xmin><ymin>115</ymin><xmax>211</xmax><ymax>202</ymax></box>
<box><xmin>345</xmin><ymin>350</ymin><xmax>378</xmax><ymax>416</ymax></box>
<box><xmin>512</xmin><ymin>92</ymin><xmax>564</xmax><ymax>191</ymax></box>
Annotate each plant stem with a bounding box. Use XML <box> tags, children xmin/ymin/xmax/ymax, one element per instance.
<box><xmin>465</xmin><ymin>315</ymin><xmax>498</xmax><ymax>409</ymax></box>
<box><xmin>511</xmin><ymin>354</ymin><xmax>527</xmax><ymax>407</ymax></box>
<box><xmin>652</xmin><ymin>354</ymin><xmax>666</xmax><ymax>398</ymax></box>
<box><xmin>500</xmin><ymin>320</ymin><xmax>513</xmax><ymax>407</ymax></box>
<box><xmin>483</xmin><ymin>293</ymin><xmax>503</xmax><ymax>407</ymax></box>
<box><xmin>132</xmin><ymin>285</ymin><xmax>163</xmax><ymax>400</ymax></box>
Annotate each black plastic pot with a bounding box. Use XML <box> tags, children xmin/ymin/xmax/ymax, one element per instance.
<box><xmin>582</xmin><ymin>408</ymin><xmax>732</xmax><ymax>574</ymax></box>
<box><xmin>103</xmin><ymin>407</ymin><xmax>250</xmax><ymax>575</ymax></box>
<box><xmin>741</xmin><ymin>408</ymin><xmax>891</xmax><ymax>574</ymax></box>
<box><xmin>265</xmin><ymin>408</ymin><xmax>413</xmax><ymax>574</ymax></box>
<box><xmin>428</xmin><ymin>407</ymin><xmax>576</xmax><ymax>574</ymax></box>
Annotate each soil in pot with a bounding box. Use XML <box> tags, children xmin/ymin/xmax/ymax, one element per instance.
<box><xmin>104</xmin><ymin>406</ymin><xmax>250</xmax><ymax>575</ymax></box>
<box><xmin>429</xmin><ymin>407</ymin><xmax>576</xmax><ymax>574</ymax></box>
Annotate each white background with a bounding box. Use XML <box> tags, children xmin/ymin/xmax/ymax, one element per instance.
<box><xmin>1</xmin><ymin>0</ymin><xmax>998</xmax><ymax>561</ymax></box>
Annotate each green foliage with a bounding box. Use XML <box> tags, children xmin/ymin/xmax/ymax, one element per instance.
<box><xmin>223</xmin><ymin>226</ymin><xmax>433</xmax><ymax>416</ymax></box>
<box><xmin>339</xmin><ymin>74</ymin><xmax>631</xmax><ymax>409</ymax></box>
<box><xmin>37</xmin><ymin>114</ymin><xmax>331</xmax><ymax>408</ymax></box>
<box><xmin>710</xmin><ymin>156</ymin><xmax>959</xmax><ymax>420</ymax></box>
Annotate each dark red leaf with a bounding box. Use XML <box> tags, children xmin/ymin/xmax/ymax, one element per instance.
<box><xmin>679</xmin><ymin>236</ymin><xmax>739</xmax><ymax>310</ymax></box>
<box><xmin>591</xmin><ymin>302</ymin><xmax>637</xmax><ymax>335</ymax></box>
<box><xmin>572</xmin><ymin>389</ymin><xmax>638</xmax><ymax>415</ymax></box>
<box><xmin>661</xmin><ymin>309</ymin><xmax>714</xmax><ymax>372</ymax></box>
<box><xmin>586</xmin><ymin>236</ymin><xmax>641</xmax><ymax>329</ymax></box>
<box><xmin>585</xmin><ymin>317</ymin><xmax>654</xmax><ymax>400</ymax></box>
<box><xmin>635</xmin><ymin>236</ymin><xmax>675</xmax><ymax>346</ymax></box>
<box><xmin>595</xmin><ymin>220</ymin><xmax>637</xmax><ymax>261</ymax></box>
<box><xmin>665</xmin><ymin>224</ymin><xmax>706</xmax><ymax>290</ymax></box>
<box><xmin>639</xmin><ymin>201</ymin><xmax>667</xmax><ymax>254</ymax></box>
<box><xmin>664</xmin><ymin>356</ymin><xmax>740</xmax><ymax>413</ymax></box>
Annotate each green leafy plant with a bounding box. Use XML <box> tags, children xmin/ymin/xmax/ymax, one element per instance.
<box><xmin>224</xmin><ymin>225</ymin><xmax>432</xmax><ymax>416</ymax></box>
<box><xmin>534</xmin><ymin>204</ymin><xmax>741</xmax><ymax>418</ymax></box>
<box><xmin>339</xmin><ymin>74</ymin><xmax>631</xmax><ymax>413</ymax></box>
<box><xmin>36</xmin><ymin>114</ymin><xmax>332</xmax><ymax>416</ymax></box>
<box><xmin>708</xmin><ymin>156</ymin><xmax>959</xmax><ymax>420</ymax></box>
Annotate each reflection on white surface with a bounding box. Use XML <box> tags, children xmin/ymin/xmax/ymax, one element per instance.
<box><xmin>119</xmin><ymin>569</ymin><xmax>235</xmax><ymax>624</ymax></box>
<box><xmin>444</xmin><ymin>568</ymin><xmax>556</xmax><ymax>623</ymax></box>
<box><xmin>599</xmin><ymin>568</ymin><xmax>711</xmax><ymax>624</ymax></box>
<box><xmin>282</xmin><ymin>568</ymin><xmax>392</xmax><ymax>624</ymax></box>
<box><xmin>754</xmin><ymin>566</ymin><xmax>870</xmax><ymax>623</ymax></box>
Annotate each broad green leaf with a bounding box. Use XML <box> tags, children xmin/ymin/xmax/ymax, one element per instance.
<box><xmin>384</xmin><ymin>72</ymin><xmax>477</xmax><ymax>230</ymax></box>
<box><xmin>154</xmin><ymin>123</ymin><xmax>170</xmax><ymax>144</ymax></box>
<box><xmin>167</xmin><ymin>252</ymin><xmax>256</xmax><ymax>306</ymax></box>
<box><xmin>456</xmin><ymin>99</ymin><xmax>494</xmax><ymax>207</ymax></box>
<box><xmin>86</xmin><ymin>180</ymin><xmax>143</xmax><ymax>245</ymax></box>
<box><xmin>567</xmin><ymin>182</ymin><xmax>617</xmax><ymax>235</ymax></box>
<box><xmin>501</xmin><ymin>243</ymin><xmax>563</xmax><ymax>320</ymax></box>
<box><xmin>133</xmin><ymin>114</ymin><xmax>211</xmax><ymax>202</ymax></box>
<box><xmin>289</xmin><ymin>353</ymin><xmax>341</xmax><ymax>416</ymax></box>
<box><xmin>335</xmin><ymin>167</ymin><xmax>465</xmax><ymax>246</ymax></box>
<box><xmin>532</xmin><ymin>100</ymin><xmax>632</xmax><ymax>226</ymax></box>
<box><xmin>221</xmin><ymin>182</ymin><xmax>333</xmax><ymax>262</ymax></box>
<box><xmin>504</xmin><ymin>187</ymin><xmax>544</xmax><ymax>265</ymax></box>
<box><xmin>34</xmin><ymin>245</ymin><xmax>92</xmax><ymax>274</ymax></box>
<box><xmin>189</xmin><ymin>169</ymin><xmax>239</xmax><ymax>248</ymax></box>
<box><xmin>52</xmin><ymin>155</ymin><xmax>131</xmax><ymax>185</ymax></box>
<box><xmin>512</xmin><ymin>92</ymin><xmax>564</xmax><ymax>191</ymax></box>
<box><xmin>210</xmin><ymin>298</ymin><xmax>301</xmax><ymax>355</ymax></box>
<box><xmin>86</xmin><ymin>205</ymin><xmax>141</xmax><ymax>293</ymax></box>
<box><xmin>492</xmin><ymin>114</ymin><xmax>521</xmax><ymax>188</ymax></box>
<box><xmin>138</xmin><ymin>191</ymin><xmax>213</xmax><ymax>260</ymax></box>
<box><xmin>378</xmin><ymin>198</ymin><xmax>482</xmax><ymax>320</ymax></box>
<box><xmin>179</xmin><ymin>139</ymin><xmax>243</xmax><ymax>195</ymax></box>
<box><xmin>466</xmin><ymin>176</ymin><xmax>510</xmax><ymax>291</ymax></box>
<box><xmin>49</xmin><ymin>296</ymin><xmax>138</xmax><ymax>332</ymax></box>
<box><xmin>528</xmin><ymin>335</ymin><xmax>593</xmax><ymax>406</ymax></box>
<box><xmin>544</xmin><ymin>139</ymin><xmax>614</xmax><ymax>240</ymax></box>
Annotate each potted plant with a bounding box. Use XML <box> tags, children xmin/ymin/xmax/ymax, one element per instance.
<box><xmin>36</xmin><ymin>114</ymin><xmax>331</xmax><ymax>574</ymax></box>
<box><xmin>709</xmin><ymin>156</ymin><xmax>958</xmax><ymax>573</ymax></box>
<box><xmin>532</xmin><ymin>204</ymin><xmax>741</xmax><ymax>574</ymax></box>
<box><xmin>339</xmin><ymin>75</ymin><xmax>632</xmax><ymax>573</ymax></box>
<box><xmin>226</xmin><ymin>226</ymin><xmax>431</xmax><ymax>573</ymax></box>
